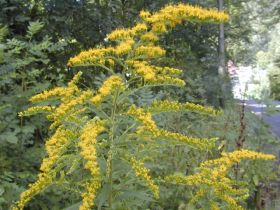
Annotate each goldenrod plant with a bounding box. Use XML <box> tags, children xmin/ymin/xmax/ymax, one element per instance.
<box><xmin>13</xmin><ymin>3</ymin><xmax>275</xmax><ymax>210</ymax></box>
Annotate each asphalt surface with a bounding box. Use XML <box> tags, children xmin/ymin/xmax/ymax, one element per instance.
<box><xmin>244</xmin><ymin>100</ymin><xmax>280</xmax><ymax>138</ymax></box>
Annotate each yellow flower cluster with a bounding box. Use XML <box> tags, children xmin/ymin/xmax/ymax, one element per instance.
<box><xmin>140</xmin><ymin>32</ymin><xmax>159</xmax><ymax>42</ymax></box>
<box><xmin>115</xmin><ymin>39</ymin><xmax>135</xmax><ymax>55</ymax></box>
<box><xmin>129</xmin><ymin>157</ymin><xmax>159</xmax><ymax>199</ymax></box>
<box><xmin>141</xmin><ymin>3</ymin><xmax>229</xmax><ymax>33</ymax></box>
<box><xmin>91</xmin><ymin>75</ymin><xmax>124</xmax><ymax>104</ymax></box>
<box><xmin>134</xmin><ymin>45</ymin><xmax>166</xmax><ymax>58</ymax></box>
<box><xmin>78</xmin><ymin>120</ymin><xmax>105</xmax><ymax>210</ymax></box>
<box><xmin>19</xmin><ymin>105</ymin><xmax>55</xmax><ymax>117</ymax></box>
<box><xmin>127</xmin><ymin>105</ymin><xmax>216</xmax><ymax>150</ymax></box>
<box><xmin>127</xmin><ymin>105</ymin><xmax>158</xmax><ymax>133</ymax></box>
<box><xmin>154</xmin><ymin>66</ymin><xmax>182</xmax><ymax>75</ymax></box>
<box><xmin>131</xmin><ymin>23</ymin><xmax>148</xmax><ymax>34</ymax></box>
<box><xmin>13</xmin><ymin>128</ymin><xmax>78</xmax><ymax>210</ymax></box>
<box><xmin>107</xmin><ymin>23</ymin><xmax>148</xmax><ymax>42</ymax></box>
<box><xmin>166</xmin><ymin>149</ymin><xmax>275</xmax><ymax>209</ymax></box>
<box><xmin>67</xmin><ymin>47</ymin><xmax>114</xmax><ymax>67</ymax></box>
<box><xmin>67</xmin><ymin>3</ymin><xmax>229</xmax><ymax>91</ymax></box>
<box><xmin>40</xmin><ymin>126</ymin><xmax>75</xmax><ymax>173</ymax></box>
<box><xmin>107</xmin><ymin>28</ymin><xmax>131</xmax><ymax>41</ymax></box>
<box><xmin>30</xmin><ymin>72</ymin><xmax>83</xmax><ymax>102</ymax></box>
<box><xmin>29</xmin><ymin>87</ymin><xmax>67</xmax><ymax>102</ymax></box>
<box><xmin>16</xmin><ymin>71</ymin><xmax>110</xmax><ymax>210</ymax></box>
<box><xmin>13</xmin><ymin>74</ymin><xmax>93</xmax><ymax>210</ymax></box>
<box><xmin>54</xmin><ymin>90</ymin><xmax>92</xmax><ymax>118</ymax></box>
<box><xmin>146</xmin><ymin>100</ymin><xmax>222</xmax><ymax>116</ymax></box>
<box><xmin>12</xmin><ymin>173</ymin><xmax>54</xmax><ymax>210</ymax></box>
<box><xmin>29</xmin><ymin>72</ymin><xmax>93</xmax><ymax>129</ymax></box>
<box><xmin>126</xmin><ymin>60</ymin><xmax>185</xmax><ymax>86</ymax></box>
<box><xmin>158</xmin><ymin>129</ymin><xmax>216</xmax><ymax>150</ymax></box>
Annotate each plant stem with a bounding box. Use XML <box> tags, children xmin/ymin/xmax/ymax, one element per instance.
<box><xmin>108</xmin><ymin>89</ymin><xmax>119</xmax><ymax>209</ymax></box>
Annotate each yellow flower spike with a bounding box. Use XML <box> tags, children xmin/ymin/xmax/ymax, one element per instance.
<box><xmin>29</xmin><ymin>87</ymin><xmax>66</xmax><ymax>102</ymax></box>
<box><xmin>189</xmin><ymin>188</ymin><xmax>207</xmax><ymax>204</ymax></box>
<box><xmin>13</xmin><ymin>173</ymin><xmax>54</xmax><ymax>210</ymax></box>
<box><xmin>30</xmin><ymin>72</ymin><xmax>83</xmax><ymax>103</ymax></box>
<box><xmin>91</xmin><ymin>75</ymin><xmax>124</xmax><ymax>105</ymax></box>
<box><xmin>166</xmin><ymin>149</ymin><xmax>275</xmax><ymax>209</ymax></box>
<box><xmin>209</xmin><ymin>201</ymin><xmax>220</xmax><ymax>210</ymax></box>
<box><xmin>67</xmin><ymin>47</ymin><xmax>114</xmax><ymax>67</ymax></box>
<box><xmin>107</xmin><ymin>28</ymin><xmax>132</xmax><ymax>41</ymax></box>
<box><xmin>143</xmin><ymin>3</ymin><xmax>229</xmax><ymax>35</ymax></box>
<box><xmin>140</xmin><ymin>32</ymin><xmax>159</xmax><ymax>42</ymax></box>
<box><xmin>40</xmin><ymin>126</ymin><xmax>76</xmax><ymax>173</ymax></box>
<box><xmin>127</xmin><ymin>105</ymin><xmax>216</xmax><ymax>150</ymax></box>
<box><xmin>139</xmin><ymin>10</ymin><xmax>151</xmax><ymax>20</ymax></box>
<box><xmin>127</xmin><ymin>105</ymin><xmax>158</xmax><ymax>132</ymax></box>
<box><xmin>146</xmin><ymin>100</ymin><xmax>222</xmax><ymax>116</ymax></box>
<box><xmin>131</xmin><ymin>23</ymin><xmax>148</xmax><ymax>34</ymax></box>
<box><xmin>53</xmin><ymin>90</ymin><xmax>93</xmax><ymax>119</ymax></box>
<box><xmin>146</xmin><ymin>75</ymin><xmax>186</xmax><ymax>86</ymax></box>
<box><xmin>151</xmin><ymin>22</ymin><xmax>167</xmax><ymax>33</ymax></box>
<box><xmin>129</xmin><ymin>157</ymin><xmax>159</xmax><ymax>199</ymax></box>
<box><xmin>114</xmin><ymin>39</ymin><xmax>135</xmax><ymax>55</ymax></box>
<box><xmin>19</xmin><ymin>106</ymin><xmax>55</xmax><ymax>117</ymax></box>
<box><xmin>135</xmin><ymin>45</ymin><xmax>166</xmax><ymax>58</ymax></box>
<box><xmin>78</xmin><ymin>120</ymin><xmax>106</xmax><ymax>210</ymax></box>
<box><xmin>154</xmin><ymin>66</ymin><xmax>182</xmax><ymax>75</ymax></box>
<box><xmin>68</xmin><ymin>71</ymin><xmax>83</xmax><ymax>87</ymax></box>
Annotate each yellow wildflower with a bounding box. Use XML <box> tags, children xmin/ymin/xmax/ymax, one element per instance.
<box><xmin>67</xmin><ymin>47</ymin><xmax>114</xmax><ymax>67</ymax></box>
<box><xmin>166</xmin><ymin>149</ymin><xmax>275</xmax><ymax>209</ymax></box>
<box><xmin>40</xmin><ymin>126</ymin><xmax>76</xmax><ymax>172</ymax></box>
<box><xmin>107</xmin><ymin>28</ymin><xmax>131</xmax><ymax>41</ymax></box>
<box><xmin>144</xmin><ymin>3</ymin><xmax>229</xmax><ymax>35</ymax></box>
<box><xmin>129</xmin><ymin>157</ymin><xmax>159</xmax><ymax>199</ymax></box>
<box><xmin>78</xmin><ymin>120</ymin><xmax>106</xmax><ymax>210</ymax></box>
<box><xmin>127</xmin><ymin>105</ymin><xmax>157</xmax><ymax>132</ymax></box>
<box><xmin>135</xmin><ymin>45</ymin><xmax>166</xmax><ymax>58</ymax></box>
<box><xmin>30</xmin><ymin>72</ymin><xmax>82</xmax><ymax>102</ymax></box>
<box><xmin>127</xmin><ymin>105</ymin><xmax>216</xmax><ymax>150</ymax></box>
<box><xmin>140</xmin><ymin>32</ymin><xmax>159</xmax><ymax>42</ymax></box>
<box><xmin>146</xmin><ymin>100</ymin><xmax>222</xmax><ymax>116</ymax></box>
<box><xmin>53</xmin><ymin>90</ymin><xmax>92</xmax><ymax>118</ymax></box>
<box><xmin>154</xmin><ymin>66</ymin><xmax>182</xmax><ymax>75</ymax></box>
<box><xmin>151</xmin><ymin>22</ymin><xmax>167</xmax><ymax>33</ymax></box>
<box><xmin>91</xmin><ymin>75</ymin><xmax>124</xmax><ymax>105</ymax></box>
<box><xmin>19</xmin><ymin>106</ymin><xmax>55</xmax><ymax>117</ymax></box>
<box><xmin>131</xmin><ymin>23</ymin><xmax>148</xmax><ymax>34</ymax></box>
<box><xmin>114</xmin><ymin>39</ymin><xmax>135</xmax><ymax>55</ymax></box>
<box><xmin>80</xmin><ymin>180</ymin><xmax>101</xmax><ymax>210</ymax></box>
<box><xmin>29</xmin><ymin>87</ymin><xmax>66</xmax><ymax>102</ymax></box>
<box><xmin>139</xmin><ymin>10</ymin><xmax>151</xmax><ymax>20</ymax></box>
<box><xmin>146</xmin><ymin>76</ymin><xmax>185</xmax><ymax>87</ymax></box>
<box><xmin>13</xmin><ymin>173</ymin><xmax>54</xmax><ymax>210</ymax></box>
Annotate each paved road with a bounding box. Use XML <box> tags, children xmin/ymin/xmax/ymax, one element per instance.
<box><xmin>244</xmin><ymin>100</ymin><xmax>280</xmax><ymax>138</ymax></box>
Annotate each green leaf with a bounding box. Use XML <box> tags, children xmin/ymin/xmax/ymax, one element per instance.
<box><xmin>0</xmin><ymin>25</ymin><xmax>8</xmax><ymax>42</ymax></box>
<box><xmin>1</xmin><ymin>132</ymin><xmax>18</xmax><ymax>144</ymax></box>
<box><xmin>0</xmin><ymin>187</ymin><xmax>5</xmax><ymax>196</ymax></box>
<box><xmin>26</xmin><ymin>21</ymin><xmax>44</xmax><ymax>39</ymax></box>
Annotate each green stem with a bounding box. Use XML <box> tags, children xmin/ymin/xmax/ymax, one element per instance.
<box><xmin>108</xmin><ymin>89</ymin><xmax>119</xmax><ymax>209</ymax></box>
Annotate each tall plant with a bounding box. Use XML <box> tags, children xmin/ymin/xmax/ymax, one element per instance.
<box><xmin>13</xmin><ymin>3</ymin><xmax>274</xmax><ymax>210</ymax></box>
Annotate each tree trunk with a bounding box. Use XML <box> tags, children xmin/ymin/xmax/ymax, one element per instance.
<box><xmin>218</xmin><ymin>0</ymin><xmax>226</xmax><ymax>76</ymax></box>
<box><xmin>217</xmin><ymin>0</ymin><xmax>227</xmax><ymax>107</ymax></box>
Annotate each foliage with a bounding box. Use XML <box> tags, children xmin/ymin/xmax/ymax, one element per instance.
<box><xmin>0</xmin><ymin>21</ymin><xmax>66</xmax><ymax>209</ymax></box>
